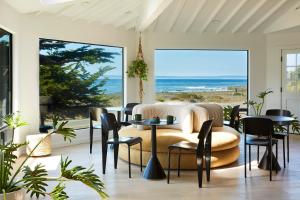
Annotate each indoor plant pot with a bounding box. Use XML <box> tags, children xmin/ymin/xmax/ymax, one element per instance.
<box><xmin>0</xmin><ymin>189</ymin><xmax>25</xmax><ymax>200</ymax></box>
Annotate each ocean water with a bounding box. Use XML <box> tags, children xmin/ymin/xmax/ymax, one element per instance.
<box><xmin>103</xmin><ymin>77</ymin><xmax>247</xmax><ymax>94</ymax></box>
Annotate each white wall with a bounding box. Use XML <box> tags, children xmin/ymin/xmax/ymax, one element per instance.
<box><xmin>141</xmin><ymin>32</ymin><xmax>267</xmax><ymax>109</ymax></box>
<box><xmin>265</xmin><ymin>31</ymin><xmax>300</xmax><ymax>111</ymax></box>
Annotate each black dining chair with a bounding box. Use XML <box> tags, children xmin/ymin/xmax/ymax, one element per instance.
<box><xmin>121</xmin><ymin>103</ymin><xmax>139</xmax><ymax>126</ymax></box>
<box><xmin>243</xmin><ymin>117</ymin><xmax>278</xmax><ymax>181</ymax></box>
<box><xmin>167</xmin><ymin>119</ymin><xmax>213</xmax><ymax>188</ymax></box>
<box><xmin>265</xmin><ymin>109</ymin><xmax>291</xmax><ymax>168</ymax></box>
<box><xmin>224</xmin><ymin>105</ymin><xmax>240</xmax><ymax>131</ymax></box>
<box><xmin>89</xmin><ymin>107</ymin><xmax>108</xmax><ymax>154</ymax></box>
<box><xmin>101</xmin><ymin>112</ymin><xmax>143</xmax><ymax>178</ymax></box>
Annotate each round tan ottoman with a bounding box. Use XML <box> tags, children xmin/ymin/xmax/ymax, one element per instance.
<box><xmin>119</xmin><ymin>125</ymin><xmax>240</xmax><ymax>169</ymax></box>
<box><xmin>26</xmin><ymin>134</ymin><xmax>52</xmax><ymax>156</ymax></box>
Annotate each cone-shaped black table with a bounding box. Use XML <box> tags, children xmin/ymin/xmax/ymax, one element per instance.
<box><xmin>129</xmin><ymin>119</ymin><xmax>178</xmax><ymax>180</ymax></box>
<box><xmin>252</xmin><ymin>115</ymin><xmax>294</xmax><ymax>171</ymax></box>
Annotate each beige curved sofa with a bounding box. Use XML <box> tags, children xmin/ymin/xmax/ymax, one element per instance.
<box><xmin>119</xmin><ymin>103</ymin><xmax>240</xmax><ymax>169</ymax></box>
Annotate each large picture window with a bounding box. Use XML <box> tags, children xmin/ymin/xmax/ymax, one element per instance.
<box><xmin>0</xmin><ymin>28</ymin><xmax>12</xmax><ymax>127</ymax></box>
<box><xmin>39</xmin><ymin>39</ymin><xmax>123</xmax><ymax>129</ymax></box>
<box><xmin>155</xmin><ymin>49</ymin><xmax>248</xmax><ymax>107</ymax></box>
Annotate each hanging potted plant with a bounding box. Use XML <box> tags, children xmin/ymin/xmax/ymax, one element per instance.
<box><xmin>0</xmin><ymin>113</ymin><xmax>108</xmax><ymax>200</ymax></box>
<box><xmin>127</xmin><ymin>34</ymin><xmax>148</xmax><ymax>103</ymax></box>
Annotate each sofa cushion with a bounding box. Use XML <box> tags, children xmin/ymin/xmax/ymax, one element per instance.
<box><xmin>195</xmin><ymin>103</ymin><xmax>224</xmax><ymax>127</ymax></box>
<box><xmin>119</xmin><ymin>125</ymin><xmax>240</xmax><ymax>153</ymax></box>
<box><xmin>132</xmin><ymin>104</ymin><xmax>194</xmax><ymax>134</ymax></box>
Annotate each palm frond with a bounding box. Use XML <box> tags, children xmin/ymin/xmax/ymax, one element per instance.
<box><xmin>50</xmin><ymin>183</ymin><xmax>69</xmax><ymax>200</ymax></box>
<box><xmin>54</xmin><ymin>121</ymin><xmax>76</xmax><ymax>142</ymax></box>
<box><xmin>22</xmin><ymin>164</ymin><xmax>48</xmax><ymax>198</ymax></box>
<box><xmin>0</xmin><ymin>142</ymin><xmax>27</xmax><ymax>192</ymax></box>
<box><xmin>60</xmin><ymin>157</ymin><xmax>108</xmax><ymax>199</ymax></box>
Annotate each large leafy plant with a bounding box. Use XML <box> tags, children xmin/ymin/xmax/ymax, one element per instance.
<box><xmin>0</xmin><ymin>113</ymin><xmax>108</xmax><ymax>199</ymax></box>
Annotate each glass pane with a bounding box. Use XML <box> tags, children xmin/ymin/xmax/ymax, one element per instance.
<box><xmin>287</xmin><ymin>54</ymin><xmax>296</xmax><ymax>66</ymax></box>
<box><xmin>286</xmin><ymin>80</ymin><xmax>297</xmax><ymax>92</ymax></box>
<box><xmin>0</xmin><ymin>28</ymin><xmax>12</xmax><ymax>125</ymax></box>
<box><xmin>297</xmin><ymin>54</ymin><xmax>300</xmax><ymax>67</ymax></box>
<box><xmin>39</xmin><ymin>39</ymin><xmax>123</xmax><ymax>129</ymax></box>
<box><xmin>286</xmin><ymin>67</ymin><xmax>297</xmax><ymax>80</ymax></box>
<box><xmin>154</xmin><ymin>49</ymin><xmax>248</xmax><ymax>109</ymax></box>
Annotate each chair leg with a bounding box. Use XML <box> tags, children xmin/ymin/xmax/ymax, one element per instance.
<box><xmin>102</xmin><ymin>140</ymin><xmax>108</xmax><ymax>174</ymax></box>
<box><xmin>140</xmin><ymin>142</ymin><xmax>143</xmax><ymax>172</ymax></box>
<box><xmin>167</xmin><ymin>149</ymin><xmax>171</xmax><ymax>184</ymax></box>
<box><xmin>275</xmin><ymin>143</ymin><xmax>278</xmax><ymax>174</ymax></box>
<box><xmin>287</xmin><ymin>134</ymin><xmax>290</xmax><ymax>163</ymax></box>
<box><xmin>197</xmin><ymin>154</ymin><xmax>204</xmax><ymax>188</ymax></box>
<box><xmin>128</xmin><ymin>145</ymin><xmax>131</xmax><ymax>178</ymax></box>
<box><xmin>269</xmin><ymin>143</ymin><xmax>272</xmax><ymax>181</ymax></box>
<box><xmin>244</xmin><ymin>144</ymin><xmax>247</xmax><ymax>178</ymax></box>
<box><xmin>249</xmin><ymin>145</ymin><xmax>251</xmax><ymax>171</ymax></box>
<box><xmin>177</xmin><ymin>149</ymin><xmax>181</xmax><ymax>177</ymax></box>
<box><xmin>114</xmin><ymin>144</ymin><xmax>119</xmax><ymax>169</ymax></box>
<box><xmin>257</xmin><ymin>145</ymin><xmax>260</xmax><ymax>164</ymax></box>
<box><xmin>283</xmin><ymin>138</ymin><xmax>286</xmax><ymax>168</ymax></box>
<box><xmin>205</xmin><ymin>145</ymin><xmax>211</xmax><ymax>182</ymax></box>
<box><xmin>89</xmin><ymin>127</ymin><xmax>93</xmax><ymax>154</ymax></box>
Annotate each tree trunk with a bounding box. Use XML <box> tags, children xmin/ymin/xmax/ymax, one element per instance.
<box><xmin>139</xmin><ymin>78</ymin><xmax>143</xmax><ymax>103</ymax></box>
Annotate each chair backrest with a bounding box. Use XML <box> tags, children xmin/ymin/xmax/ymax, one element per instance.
<box><xmin>89</xmin><ymin>107</ymin><xmax>108</xmax><ymax>121</ymax></box>
<box><xmin>197</xmin><ymin>119</ymin><xmax>213</xmax><ymax>151</ymax></box>
<box><xmin>266</xmin><ymin>109</ymin><xmax>291</xmax><ymax>117</ymax></box>
<box><xmin>243</xmin><ymin>117</ymin><xmax>274</xmax><ymax>137</ymax></box>
<box><xmin>101</xmin><ymin>113</ymin><xmax>118</xmax><ymax>131</ymax></box>
<box><xmin>229</xmin><ymin>105</ymin><xmax>240</xmax><ymax>128</ymax></box>
<box><xmin>124</xmin><ymin>103</ymin><xmax>139</xmax><ymax>121</ymax></box>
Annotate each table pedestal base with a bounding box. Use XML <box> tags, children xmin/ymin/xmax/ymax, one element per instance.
<box><xmin>258</xmin><ymin>148</ymin><xmax>281</xmax><ymax>171</ymax></box>
<box><xmin>143</xmin><ymin>156</ymin><xmax>166</xmax><ymax>180</ymax></box>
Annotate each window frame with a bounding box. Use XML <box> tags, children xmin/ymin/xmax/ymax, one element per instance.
<box><xmin>39</xmin><ymin>38</ymin><xmax>125</xmax><ymax>129</ymax></box>
<box><xmin>0</xmin><ymin>27</ymin><xmax>13</xmax><ymax>129</ymax></box>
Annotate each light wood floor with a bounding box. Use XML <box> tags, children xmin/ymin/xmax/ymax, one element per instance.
<box><xmin>26</xmin><ymin>135</ymin><xmax>300</xmax><ymax>200</ymax></box>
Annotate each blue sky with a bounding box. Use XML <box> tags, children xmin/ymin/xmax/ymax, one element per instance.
<box><xmin>41</xmin><ymin>40</ymin><xmax>248</xmax><ymax>78</ymax></box>
<box><xmin>155</xmin><ymin>50</ymin><xmax>248</xmax><ymax>77</ymax></box>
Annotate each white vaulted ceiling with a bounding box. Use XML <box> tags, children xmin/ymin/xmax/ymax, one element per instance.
<box><xmin>4</xmin><ymin>0</ymin><xmax>300</xmax><ymax>34</ymax></box>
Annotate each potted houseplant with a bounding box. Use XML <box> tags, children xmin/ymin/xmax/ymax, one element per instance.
<box><xmin>244</xmin><ymin>89</ymin><xmax>300</xmax><ymax>133</ymax></box>
<box><xmin>0</xmin><ymin>113</ymin><xmax>108</xmax><ymax>200</ymax></box>
<box><xmin>127</xmin><ymin>34</ymin><xmax>148</xmax><ymax>103</ymax></box>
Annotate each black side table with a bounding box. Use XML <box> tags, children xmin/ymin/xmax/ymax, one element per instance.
<box><xmin>129</xmin><ymin>119</ymin><xmax>178</xmax><ymax>180</ymax></box>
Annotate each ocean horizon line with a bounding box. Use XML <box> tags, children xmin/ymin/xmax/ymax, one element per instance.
<box><xmin>103</xmin><ymin>75</ymin><xmax>247</xmax><ymax>80</ymax></box>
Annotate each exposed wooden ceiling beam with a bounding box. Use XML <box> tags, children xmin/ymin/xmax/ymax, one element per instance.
<box><xmin>264</xmin><ymin>1</ymin><xmax>300</xmax><ymax>33</ymax></box>
<box><xmin>87</xmin><ymin>0</ymin><xmax>120</xmax><ymax>23</ymax></box>
<box><xmin>79</xmin><ymin>0</ymin><xmax>114</xmax><ymax>22</ymax></box>
<box><xmin>103</xmin><ymin>1</ymin><xmax>140</xmax><ymax>25</ymax></box>
<box><xmin>200</xmin><ymin>0</ymin><xmax>226</xmax><ymax>33</ymax></box>
<box><xmin>71</xmin><ymin>0</ymin><xmax>100</xmax><ymax>21</ymax></box>
<box><xmin>216</xmin><ymin>0</ymin><xmax>248</xmax><ymax>33</ymax></box>
<box><xmin>137</xmin><ymin>0</ymin><xmax>174</xmax><ymax>31</ymax></box>
<box><xmin>232</xmin><ymin>0</ymin><xmax>267</xmax><ymax>33</ymax></box>
<box><xmin>248</xmin><ymin>0</ymin><xmax>288</xmax><ymax>33</ymax></box>
<box><xmin>165</xmin><ymin>0</ymin><xmax>187</xmax><ymax>32</ymax></box>
<box><xmin>183</xmin><ymin>0</ymin><xmax>207</xmax><ymax>33</ymax></box>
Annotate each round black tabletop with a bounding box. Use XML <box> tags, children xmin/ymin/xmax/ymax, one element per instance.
<box><xmin>259</xmin><ymin>115</ymin><xmax>295</xmax><ymax>123</ymax></box>
<box><xmin>128</xmin><ymin>119</ymin><xmax>178</xmax><ymax>126</ymax></box>
<box><xmin>242</xmin><ymin>115</ymin><xmax>295</xmax><ymax>125</ymax></box>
